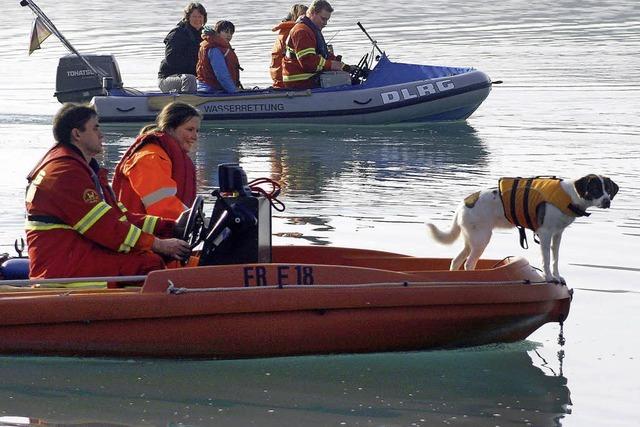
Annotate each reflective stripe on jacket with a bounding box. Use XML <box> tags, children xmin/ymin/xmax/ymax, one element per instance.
<box><xmin>270</xmin><ymin>21</ymin><xmax>296</xmax><ymax>88</ymax></box>
<box><xmin>282</xmin><ymin>17</ymin><xmax>336</xmax><ymax>89</ymax></box>
<box><xmin>112</xmin><ymin>131</ymin><xmax>196</xmax><ymax>220</ymax></box>
<box><xmin>25</xmin><ymin>144</ymin><xmax>173</xmax><ymax>279</ymax></box>
<box><xmin>498</xmin><ymin>177</ymin><xmax>582</xmax><ymax>230</ymax></box>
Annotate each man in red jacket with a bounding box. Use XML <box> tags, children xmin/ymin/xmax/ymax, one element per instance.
<box><xmin>282</xmin><ymin>0</ymin><xmax>350</xmax><ymax>89</ymax></box>
<box><xmin>25</xmin><ymin>104</ymin><xmax>190</xmax><ymax>280</ymax></box>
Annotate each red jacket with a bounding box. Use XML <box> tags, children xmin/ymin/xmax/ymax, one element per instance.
<box><xmin>196</xmin><ymin>34</ymin><xmax>241</xmax><ymax>91</ymax></box>
<box><xmin>282</xmin><ymin>18</ymin><xmax>337</xmax><ymax>89</ymax></box>
<box><xmin>25</xmin><ymin>144</ymin><xmax>174</xmax><ymax>279</ymax></box>
<box><xmin>112</xmin><ymin>131</ymin><xmax>196</xmax><ymax>220</ymax></box>
<box><xmin>271</xmin><ymin>21</ymin><xmax>296</xmax><ymax>88</ymax></box>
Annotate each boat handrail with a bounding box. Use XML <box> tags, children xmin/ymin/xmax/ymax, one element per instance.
<box><xmin>166</xmin><ymin>278</ymin><xmax>555</xmax><ymax>294</ymax></box>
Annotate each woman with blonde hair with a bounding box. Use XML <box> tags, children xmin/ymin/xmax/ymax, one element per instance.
<box><xmin>270</xmin><ymin>4</ymin><xmax>308</xmax><ymax>88</ymax></box>
<box><xmin>113</xmin><ymin>102</ymin><xmax>201</xmax><ymax>220</ymax></box>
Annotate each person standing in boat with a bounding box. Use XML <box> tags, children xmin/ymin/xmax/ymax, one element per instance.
<box><xmin>112</xmin><ymin>102</ymin><xmax>200</xmax><ymax>220</ymax></box>
<box><xmin>158</xmin><ymin>2</ymin><xmax>208</xmax><ymax>94</ymax></box>
<box><xmin>281</xmin><ymin>0</ymin><xmax>350</xmax><ymax>89</ymax></box>
<box><xmin>25</xmin><ymin>104</ymin><xmax>190</xmax><ymax>280</ymax></box>
<box><xmin>196</xmin><ymin>22</ymin><xmax>242</xmax><ymax>93</ymax></box>
<box><xmin>270</xmin><ymin>4</ymin><xmax>308</xmax><ymax>88</ymax></box>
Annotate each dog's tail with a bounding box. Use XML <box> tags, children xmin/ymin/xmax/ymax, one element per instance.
<box><xmin>426</xmin><ymin>213</ymin><xmax>461</xmax><ymax>245</ymax></box>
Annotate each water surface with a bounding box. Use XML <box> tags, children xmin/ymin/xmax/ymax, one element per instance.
<box><xmin>0</xmin><ymin>0</ymin><xmax>639</xmax><ymax>425</ymax></box>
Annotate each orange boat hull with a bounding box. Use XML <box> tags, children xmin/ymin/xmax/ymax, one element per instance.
<box><xmin>0</xmin><ymin>246</ymin><xmax>571</xmax><ymax>359</ymax></box>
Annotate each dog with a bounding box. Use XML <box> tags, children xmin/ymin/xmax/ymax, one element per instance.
<box><xmin>426</xmin><ymin>175</ymin><xmax>619</xmax><ymax>283</ymax></box>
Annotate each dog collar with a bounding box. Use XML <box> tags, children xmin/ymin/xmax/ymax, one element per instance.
<box><xmin>568</xmin><ymin>204</ymin><xmax>591</xmax><ymax>217</ymax></box>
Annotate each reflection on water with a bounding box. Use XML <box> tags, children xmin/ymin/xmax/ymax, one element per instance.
<box><xmin>102</xmin><ymin>123</ymin><xmax>488</xmax><ymax>208</ymax></box>
<box><xmin>0</xmin><ymin>1</ymin><xmax>638</xmax><ymax>424</ymax></box>
<box><xmin>0</xmin><ymin>343</ymin><xmax>569</xmax><ymax>426</ymax></box>
<box><xmin>98</xmin><ymin>123</ymin><xmax>488</xmax><ymax>247</ymax></box>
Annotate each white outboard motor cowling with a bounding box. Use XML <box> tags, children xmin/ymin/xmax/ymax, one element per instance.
<box><xmin>55</xmin><ymin>54</ymin><xmax>123</xmax><ymax>103</ymax></box>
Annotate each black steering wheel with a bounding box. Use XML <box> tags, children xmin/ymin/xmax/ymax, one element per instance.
<box><xmin>350</xmin><ymin>53</ymin><xmax>370</xmax><ymax>84</ymax></box>
<box><xmin>181</xmin><ymin>195</ymin><xmax>206</xmax><ymax>249</ymax></box>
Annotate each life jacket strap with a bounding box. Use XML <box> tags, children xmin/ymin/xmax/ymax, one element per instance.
<box><xmin>521</xmin><ymin>178</ymin><xmax>536</xmax><ymax>230</ymax></box>
<box><xmin>27</xmin><ymin>214</ymin><xmax>66</xmax><ymax>225</ymax></box>
<box><xmin>517</xmin><ymin>226</ymin><xmax>528</xmax><ymax>249</ymax></box>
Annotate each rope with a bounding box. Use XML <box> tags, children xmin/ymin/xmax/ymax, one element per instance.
<box><xmin>166</xmin><ymin>278</ymin><xmax>557</xmax><ymax>295</ymax></box>
<box><xmin>248</xmin><ymin>177</ymin><xmax>285</xmax><ymax>212</ymax></box>
<box><xmin>491</xmin><ymin>256</ymin><xmax>514</xmax><ymax>268</ymax></box>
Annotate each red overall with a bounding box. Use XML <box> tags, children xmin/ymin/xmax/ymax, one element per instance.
<box><xmin>26</xmin><ymin>144</ymin><xmax>174</xmax><ymax>279</ymax></box>
<box><xmin>282</xmin><ymin>18</ymin><xmax>337</xmax><ymax>89</ymax></box>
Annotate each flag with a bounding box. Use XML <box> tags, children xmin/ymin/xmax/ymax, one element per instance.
<box><xmin>28</xmin><ymin>16</ymin><xmax>52</xmax><ymax>55</ymax></box>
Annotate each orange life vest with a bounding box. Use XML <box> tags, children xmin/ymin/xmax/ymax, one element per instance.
<box><xmin>499</xmin><ymin>177</ymin><xmax>588</xmax><ymax>231</ymax></box>
<box><xmin>196</xmin><ymin>34</ymin><xmax>241</xmax><ymax>90</ymax></box>
<box><xmin>112</xmin><ymin>131</ymin><xmax>196</xmax><ymax>219</ymax></box>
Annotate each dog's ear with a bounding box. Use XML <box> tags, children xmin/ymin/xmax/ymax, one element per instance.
<box><xmin>603</xmin><ymin>176</ymin><xmax>619</xmax><ymax>199</ymax></box>
<box><xmin>574</xmin><ymin>175</ymin><xmax>595</xmax><ymax>200</ymax></box>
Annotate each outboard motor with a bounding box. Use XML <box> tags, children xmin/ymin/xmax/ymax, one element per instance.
<box><xmin>199</xmin><ymin>164</ymin><xmax>273</xmax><ymax>266</ymax></box>
<box><xmin>55</xmin><ymin>54</ymin><xmax>123</xmax><ymax>103</ymax></box>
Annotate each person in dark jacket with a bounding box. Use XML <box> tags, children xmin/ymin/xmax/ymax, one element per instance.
<box><xmin>158</xmin><ymin>3</ymin><xmax>207</xmax><ymax>93</ymax></box>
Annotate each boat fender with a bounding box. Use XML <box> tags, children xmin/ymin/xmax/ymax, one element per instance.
<box><xmin>0</xmin><ymin>258</ymin><xmax>30</xmax><ymax>280</ymax></box>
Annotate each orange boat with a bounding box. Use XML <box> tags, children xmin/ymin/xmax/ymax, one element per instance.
<box><xmin>0</xmin><ymin>245</ymin><xmax>571</xmax><ymax>359</ymax></box>
<box><xmin>0</xmin><ymin>164</ymin><xmax>571</xmax><ymax>359</ymax></box>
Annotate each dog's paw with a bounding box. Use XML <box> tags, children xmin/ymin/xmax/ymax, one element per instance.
<box><xmin>545</xmin><ymin>273</ymin><xmax>566</xmax><ymax>285</ymax></box>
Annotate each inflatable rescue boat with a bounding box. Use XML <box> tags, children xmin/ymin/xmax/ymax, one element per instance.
<box><xmin>85</xmin><ymin>54</ymin><xmax>493</xmax><ymax>125</ymax></box>
<box><xmin>21</xmin><ymin>0</ymin><xmax>492</xmax><ymax>125</ymax></box>
<box><xmin>0</xmin><ymin>164</ymin><xmax>571</xmax><ymax>359</ymax></box>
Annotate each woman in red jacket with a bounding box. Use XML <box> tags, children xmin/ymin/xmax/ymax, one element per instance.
<box><xmin>112</xmin><ymin>102</ymin><xmax>201</xmax><ymax>220</ymax></box>
<box><xmin>270</xmin><ymin>4</ymin><xmax>308</xmax><ymax>88</ymax></box>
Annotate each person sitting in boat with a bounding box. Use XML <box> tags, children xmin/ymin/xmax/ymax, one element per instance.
<box><xmin>158</xmin><ymin>2</ymin><xmax>207</xmax><ymax>94</ymax></box>
<box><xmin>112</xmin><ymin>102</ymin><xmax>200</xmax><ymax>221</ymax></box>
<box><xmin>281</xmin><ymin>0</ymin><xmax>351</xmax><ymax>89</ymax></box>
<box><xmin>196</xmin><ymin>22</ymin><xmax>243</xmax><ymax>94</ymax></box>
<box><xmin>25</xmin><ymin>104</ymin><xmax>190</xmax><ymax>280</ymax></box>
<box><xmin>270</xmin><ymin>4</ymin><xmax>308</xmax><ymax>88</ymax></box>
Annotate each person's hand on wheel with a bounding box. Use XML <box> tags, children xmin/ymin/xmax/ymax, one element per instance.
<box><xmin>152</xmin><ymin>238</ymin><xmax>191</xmax><ymax>260</ymax></box>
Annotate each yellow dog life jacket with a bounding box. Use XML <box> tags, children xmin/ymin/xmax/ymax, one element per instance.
<box><xmin>498</xmin><ymin>177</ymin><xmax>586</xmax><ymax>231</ymax></box>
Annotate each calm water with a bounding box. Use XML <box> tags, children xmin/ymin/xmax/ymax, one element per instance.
<box><xmin>0</xmin><ymin>0</ymin><xmax>639</xmax><ymax>425</ymax></box>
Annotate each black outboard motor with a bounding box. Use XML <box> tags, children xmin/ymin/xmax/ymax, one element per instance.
<box><xmin>199</xmin><ymin>164</ymin><xmax>272</xmax><ymax>265</ymax></box>
<box><xmin>55</xmin><ymin>54</ymin><xmax>123</xmax><ymax>103</ymax></box>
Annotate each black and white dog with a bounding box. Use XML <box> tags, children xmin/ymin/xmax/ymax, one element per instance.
<box><xmin>426</xmin><ymin>175</ymin><xmax>619</xmax><ymax>283</ymax></box>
